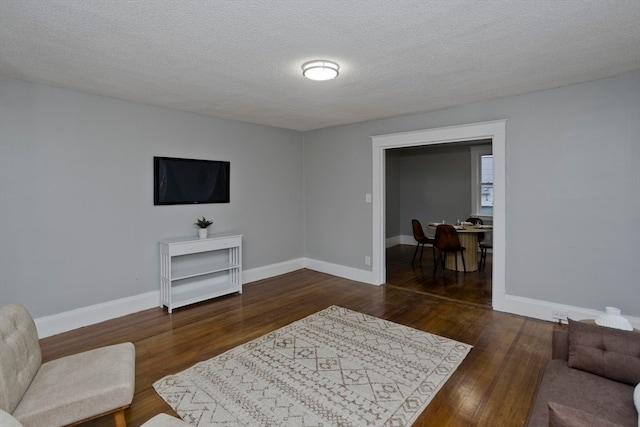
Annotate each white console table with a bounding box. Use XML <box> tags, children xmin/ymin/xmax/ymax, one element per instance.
<box><xmin>159</xmin><ymin>233</ymin><xmax>242</xmax><ymax>313</ymax></box>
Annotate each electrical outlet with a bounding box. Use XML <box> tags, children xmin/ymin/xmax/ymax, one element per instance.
<box><xmin>365</xmin><ymin>256</ymin><xmax>371</xmax><ymax>265</ymax></box>
<box><xmin>551</xmin><ymin>310</ymin><xmax>568</xmax><ymax>321</ymax></box>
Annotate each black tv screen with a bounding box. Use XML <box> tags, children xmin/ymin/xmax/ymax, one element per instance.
<box><xmin>154</xmin><ymin>157</ymin><xmax>230</xmax><ymax>205</ymax></box>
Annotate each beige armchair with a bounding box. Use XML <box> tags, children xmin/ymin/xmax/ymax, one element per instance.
<box><xmin>0</xmin><ymin>304</ymin><xmax>136</xmax><ymax>427</ymax></box>
<box><xmin>1</xmin><ymin>410</ymin><xmax>190</xmax><ymax>427</ymax></box>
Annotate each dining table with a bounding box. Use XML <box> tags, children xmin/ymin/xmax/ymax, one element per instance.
<box><xmin>428</xmin><ymin>223</ymin><xmax>493</xmax><ymax>272</ymax></box>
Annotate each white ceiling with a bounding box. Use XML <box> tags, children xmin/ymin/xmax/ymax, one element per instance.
<box><xmin>1</xmin><ymin>1</ymin><xmax>639</xmax><ymax>131</ymax></box>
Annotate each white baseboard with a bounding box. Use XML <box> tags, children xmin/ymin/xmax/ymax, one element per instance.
<box><xmin>243</xmin><ymin>258</ymin><xmax>305</xmax><ymax>284</ymax></box>
<box><xmin>387</xmin><ymin>234</ymin><xmax>420</xmax><ymax>247</ymax></box>
<box><xmin>494</xmin><ymin>293</ymin><xmax>640</xmax><ymax>329</ymax></box>
<box><xmin>304</xmin><ymin>258</ymin><xmax>376</xmax><ymax>285</ymax></box>
<box><xmin>35</xmin><ymin>291</ymin><xmax>159</xmax><ymax>339</ymax></box>
<box><xmin>35</xmin><ymin>256</ymin><xmax>638</xmax><ymax>339</ymax></box>
<box><xmin>34</xmin><ymin>257</ymin><xmax>370</xmax><ymax>338</ymax></box>
<box><xmin>386</xmin><ymin>235</ymin><xmax>402</xmax><ymax>247</ymax></box>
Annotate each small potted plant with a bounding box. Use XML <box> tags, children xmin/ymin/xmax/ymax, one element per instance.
<box><xmin>194</xmin><ymin>216</ymin><xmax>214</xmax><ymax>239</ymax></box>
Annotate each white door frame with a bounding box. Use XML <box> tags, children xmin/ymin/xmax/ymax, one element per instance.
<box><xmin>371</xmin><ymin>120</ymin><xmax>506</xmax><ymax>310</ymax></box>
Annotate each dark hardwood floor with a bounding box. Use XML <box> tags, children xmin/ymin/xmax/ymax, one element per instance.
<box><xmin>40</xmin><ymin>262</ymin><xmax>550</xmax><ymax>427</ymax></box>
<box><xmin>386</xmin><ymin>244</ymin><xmax>492</xmax><ymax>307</ymax></box>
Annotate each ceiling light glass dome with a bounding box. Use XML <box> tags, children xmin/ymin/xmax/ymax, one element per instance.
<box><xmin>302</xmin><ymin>60</ymin><xmax>339</xmax><ymax>81</ymax></box>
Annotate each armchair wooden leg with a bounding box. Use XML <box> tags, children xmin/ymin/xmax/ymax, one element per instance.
<box><xmin>114</xmin><ymin>409</ymin><xmax>126</xmax><ymax>427</ymax></box>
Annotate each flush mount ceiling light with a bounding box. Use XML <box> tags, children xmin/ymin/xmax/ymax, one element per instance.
<box><xmin>302</xmin><ymin>60</ymin><xmax>339</xmax><ymax>81</ymax></box>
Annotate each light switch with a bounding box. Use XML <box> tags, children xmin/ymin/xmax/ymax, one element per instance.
<box><xmin>365</xmin><ymin>193</ymin><xmax>372</xmax><ymax>203</ymax></box>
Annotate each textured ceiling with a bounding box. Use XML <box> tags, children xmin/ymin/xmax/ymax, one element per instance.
<box><xmin>1</xmin><ymin>0</ymin><xmax>639</xmax><ymax>131</ymax></box>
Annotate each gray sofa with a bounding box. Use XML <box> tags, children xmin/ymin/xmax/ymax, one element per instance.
<box><xmin>527</xmin><ymin>319</ymin><xmax>640</xmax><ymax>427</ymax></box>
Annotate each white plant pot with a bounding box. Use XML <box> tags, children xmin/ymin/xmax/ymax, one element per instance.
<box><xmin>198</xmin><ymin>228</ymin><xmax>208</xmax><ymax>239</ymax></box>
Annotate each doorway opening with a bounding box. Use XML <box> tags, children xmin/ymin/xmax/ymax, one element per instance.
<box><xmin>371</xmin><ymin>120</ymin><xmax>506</xmax><ymax>309</ymax></box>
<box><xmin>384</xmin><ymin>142</ymin><xmax>493</xmax><ymax>306</ymax></box>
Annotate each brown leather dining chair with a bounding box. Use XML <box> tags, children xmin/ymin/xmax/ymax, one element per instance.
<box><xmin>411</xmin><ymin>219</ymin><xmax>436</xmax><ymax>267</ymax></box>
<box><xmin>435</xmin><ymin>224</ymin><xmax>466</xmax><ymax>273</ymax></box>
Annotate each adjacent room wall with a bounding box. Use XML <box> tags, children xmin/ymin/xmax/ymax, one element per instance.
<box><xmin>397</xmin><ymin>145</ymin><xmax>472</xmax><ymax>238</ymax></box>
<box><xmin>385</xmin><ymin>145</ymin><xmax>473</xmax><ymax>242</ymax></box>
<box><xmin>303</xmin><ymin>70</ymin><xmax>640</xmax><ymax>316</ymax></box>
<box><xmin>0</xmin><ymin>77</ymin><xmax>304</xmax><ymax>318</ymax></box>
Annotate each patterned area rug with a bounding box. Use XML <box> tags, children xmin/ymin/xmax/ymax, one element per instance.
<box><xmin>153</xmin><ymin>306</ymin><xmax>472</xmax><ymax>426</ymax></box>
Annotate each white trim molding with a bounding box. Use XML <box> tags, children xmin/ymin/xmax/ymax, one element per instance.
<box><xmin>304</xmin><ymin>258</ymin><xmax>374</xmax><ymax>285</ymax></box>
<box><xmin>386</xmin><ymin>235</ymin><xmax>417</xmax><ymax>248</ymax></box>
<box><xmin>35</xmin><ymin>291</ymin><xmax>159</xmax><ymax>338</ymax></box>
<box><xmin>498</xmin><ymin>294</ymin><xmax>640</xmax><ymax>330</ymax></box>
<box><xmin>242</xmin><ymin>258</ymin><xmax>306</xmax><ymax>284</ymax></box>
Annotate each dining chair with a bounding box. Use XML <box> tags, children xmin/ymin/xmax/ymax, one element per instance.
<box><xmin>435</xmin><ymin>224</ymin><xmax>466</xmax><ymax>273</ymax></box>
<box><xmin>466</xmin><ymin>217</ymin><xmax>483</xmax><ymax>226</ymax></box>
<box><xmin>411</xmin><ymin>219</ymin><xmax>436</xmax><ymax>267</ymax></box>
<box><xmin>466</xmin><ymin>217</ymin><xmax>490</xmax><ymax>271</ymax></box>
<box><xmin>479</xmin><ymin>241</ymin><xmax>492</xmax><ymax>271</ymax></box>
<box><xmin>465</xmin><ymin>217</ymin><xmax>484</xmax><ymax>241</ymax></box>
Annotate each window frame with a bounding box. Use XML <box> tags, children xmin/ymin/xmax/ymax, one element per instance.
<box><xmin>470</xmin><ymin>145</ymin><xmax>493</xmax><ymax>219</ymax></box>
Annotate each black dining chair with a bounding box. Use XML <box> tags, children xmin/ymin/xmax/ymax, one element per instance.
<box><xmin>467</xmin><ymin>217</ymin><xmax>490</xmax><ymax>271</ymax></box>
<box><xmin>435</xmin><ymin>224</ymin><xmax>466</xmax><ymax>274</ymax></box>
<box><xmin>411</xmin><ymin>219</ymin><xmax>436</xmax><ymax>267</ymax></box>
<box><xmin>479</xmin><ymin>241</ymin><xmax>492</xmax><ymax>271</ymax></box>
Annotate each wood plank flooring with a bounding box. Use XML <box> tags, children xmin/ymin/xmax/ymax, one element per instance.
<box><xmin>39</xmin><ymin>261</ymin><xmax>551</xmax><ymax>427</ymax></box>
<box><xmin>386</xmin><ymin>244</ymin><xmax>492</xmax><ymax>307</ymax></box>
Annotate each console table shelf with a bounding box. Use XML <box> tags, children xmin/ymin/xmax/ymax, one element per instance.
<box><xmin>159</xmin><ymin>233</ymin><xmax>242</xmax><ymax>313</ymax></box>
<box><xmin>171</xmin><ymin>262</ymin><xmax>240</xmax><ymax>282</ymax></box>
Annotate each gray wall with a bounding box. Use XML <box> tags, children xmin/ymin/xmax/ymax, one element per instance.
<box><xmin>304</xmin><ymin>70</ymin><xmax>640</xmax><ymax>316</ymax></box>
<box><xmin>0</xmin><ymin>77</ymin><xmax>304</xmax><ymax>318</ymax></box>
<box><xmin>2</xmin><ymin>71</ymin><xmax>638</xmax><ymax>320</ymax></box>
<box><xmin>389</xmin><ymin>145</ymin><xmax>472</xmax><ymax>239</ymax></box>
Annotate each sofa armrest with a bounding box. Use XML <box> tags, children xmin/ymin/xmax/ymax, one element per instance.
<box><xmin>552</xmin><ymin>328</ymin><xmax>569</xmax><ymax>361</ymax></box>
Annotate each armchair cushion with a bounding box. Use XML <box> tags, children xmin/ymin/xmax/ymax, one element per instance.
<box><xmin>0</xmin><ymin>304</ymin><xmax>42</xmax><ymax>413</ymax></box>
<box><xmin>12</xmin><ymin>342</ymin><xmax>135</xmax><ymax>427</ymax></box>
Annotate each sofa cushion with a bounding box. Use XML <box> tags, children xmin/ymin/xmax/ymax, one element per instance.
<box><xmin>526</xmin><ymin>360</ymin><xmax>636</xmax><ymax>427</ymax></box>
<box><xmin>0</xmin><ymin>304</ymin><xmax>42</xmax><ymax>413</ymax></box>
<box><xmin>548</xmin><ymin>402</ymin><xmax>625</xmax><ymax>427</ymax></box>
<box><xmin>634</xmin><ymin>383</ymin><xmax>640</xmax><ymax>427</ymax></box>
<box><xmin>568</xmin><ymin>319</ymin><xmax>640</xmax><ymax>385</ymax></box>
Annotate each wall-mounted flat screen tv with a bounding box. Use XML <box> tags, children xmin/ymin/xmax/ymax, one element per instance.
<box><xmin>154</xmin><ymin>156</ymin><xmax>230</xmax><ymax>205</ymax></box>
